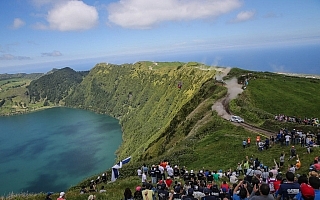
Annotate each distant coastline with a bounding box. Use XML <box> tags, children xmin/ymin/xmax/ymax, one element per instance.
<box><xmin>276</xmin><ymin>72</ymin><xmax>320</xmax><ymax>79</ymax></box>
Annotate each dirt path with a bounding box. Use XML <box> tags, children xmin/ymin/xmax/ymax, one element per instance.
<box><xmin>212</xmin><ymin>67</ymin><xmax>243</xmax><ymax>120</ymax></box>
<box><xmin>212</xmin><ymin>68</ymin><xmax>275</xmax><ymax>137</ymax></box>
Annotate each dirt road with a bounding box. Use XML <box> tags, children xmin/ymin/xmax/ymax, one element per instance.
<box><xmin>212</xmin><ymin>68</ymin><xmax>275</xmax><ymax>137</ymax></box>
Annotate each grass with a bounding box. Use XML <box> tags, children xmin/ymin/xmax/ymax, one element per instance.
<box><xmin>2</xmin><ymin>67</ymin><xmax>320</xmax><ymax>199</ymax></box>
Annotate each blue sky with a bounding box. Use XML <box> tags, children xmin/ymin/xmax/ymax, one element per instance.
<box><xmin>0</xmin><ymin>0</ymin><xmax>320</xmax><ymax>74</ymax></box>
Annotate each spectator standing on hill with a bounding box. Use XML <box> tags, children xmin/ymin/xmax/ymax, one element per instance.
<box><xmin>159</xmin><ymin>164</ymin><xmax>165</xmax><ymax>180</ymax></box>
<box><xmin>256</xmin><ymin>136</ymin><xmax>260</xmax><ymax>146</ymax></box>
<box><xmin>243</xmin><ymin>139</ymin><xmax>247</xmax><ymax>148</ymax></box>
<box><xmin>270</xmin><ymin>136</ymin><xmax>275</xmax><ymax>145</ymax></box>
<box><xmin>296</xmin><ymin>155</ymin><xmax>301</xmax><ymax>170</ymax></box>
<box><xmin>173</xmin><ymin>166</ymin><xmax>180</xmax><ymax>179</ymax></box>
<box><xmin>124</xmin><ymin>188</ymin><xmax>133</xmax><ymax>200</ymax></box>
<box><xmin>285</xmin><ymin>134</ymin><xmax>291</xmax><ymax>146</ymax></box>
<box><xmin>142</xmin><ymin>172</ymin><xmax>147</xmax><ymax>184</ymax></box>
<box><xmin>280</xmin><ymin>153</ymin><xmax>285</xmax><ymax>168</ymax></box>
<box><xmin>156</xmin><ymin>166</ymin><xmax>162</xmax><ymax>182</ymax></box>
<box><xmin>142</xmin><ymin>164</ymin><xmax>148</xmax><ymax>176</ymax></box>
<box><xmin>150</xmin><ymin>165</ymin><xmax>157</xmax><ymax>184</ymax></box>
<box><xmin>167</xmin><ymin>165</ymin><xmax>174</xmax><ymax>179</ymax></box>
<box><xmin>247</xmin><ymin>137</ymin><xmax>251</xmax><ymax>147</ymax></box>
<box><xmin>244</xmin><ymin>159</ymin><xmax>250</xmax><ymax>174</ymax></box>
<box><xmin>289</xmin><ymin>146</ymin><xmax>297</xmax><ymax>160</ymax></box>
<box><xmin>237</xmin><ymin>162</ymin><xmax>244</xmax><ymax>176</ymax></box>
<box><xmin>137</xmin><ymin>168</ymin><xmax>142</xmax><ymax>178</ymax></box>
<box><xmin>264</xmin><ymin>138</ymin><xmax>270</xmax><ymax>150</ymax></box>
<box><xmin>102</xmin><ymin>172</ymin><xmax>107</xmax><ymax>183</ymax></box>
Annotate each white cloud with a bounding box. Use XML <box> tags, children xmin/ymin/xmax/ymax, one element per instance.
<box><xmin>230</xmin><ymin>10</ymin><xmax>255</xmax><ymax>23</ymax></box>
<box><xmin>12</xmin><ymin>18</ymin><xmax>26</xmax><ymax>29</ymax></box>
<box><xmin>47</xmin><ymin>1</ymin><xmax>98</xmax><ymax>31</ymax></box>
<box><xmin>41</xmin><ymin>50</ymin><xmax>62</xmax><ymax>57</ymax></box>
<box><xmin>107</xmin><ymin>0</ymin><xmax>242</xmax><ymax>29</ymax></box>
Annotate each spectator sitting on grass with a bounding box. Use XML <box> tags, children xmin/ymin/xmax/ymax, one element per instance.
<box><xmin>99</xmin><ymin>185</ymin><xmax>106</xmax><ymax>193</ymax></box>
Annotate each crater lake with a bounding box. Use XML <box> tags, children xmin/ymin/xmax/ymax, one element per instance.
<box><xmin>0</xmin><ymin>107</ymin><xmax>123</xmax><ymax>196</ymax></box>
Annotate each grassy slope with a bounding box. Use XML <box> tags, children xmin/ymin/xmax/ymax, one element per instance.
<box><xmin>65</xmin><ymin>62</ymin><xmax>218</xmax><ymax>161</ymax></box>
<box><xmin>2</xmin><ymin>67</ymin><xmax>320</xmax><ymax>199</ymax></box>
<box><xmin>229</xmin><ymin>71</ymin><xmax>320</xmax><ymax>132</ymax></box>
<box><xmin>0</xmin><ymin>78</ymin><xmax>32</xmax><ymax>114</ymax></box>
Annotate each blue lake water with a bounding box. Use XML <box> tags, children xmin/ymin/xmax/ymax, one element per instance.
<box><xmin>0</xmin><ymin>107</ymin><xmax>123</xmax><ymax>196</ymax></box>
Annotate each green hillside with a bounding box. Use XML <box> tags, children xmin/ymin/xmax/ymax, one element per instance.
<box><xmin>1</xmin><ymin>64</ymin><xmax>320</xmax><ymax>199</ymax></box>
<box><xmin>65</xmin><ymin>61</ymin><xmax>218</xmax><ymax>160</ymax></box>
<box><xmin>229</xmin><ymin>71</ymin><xmax>320</xmax><ymax>132</ymax></box>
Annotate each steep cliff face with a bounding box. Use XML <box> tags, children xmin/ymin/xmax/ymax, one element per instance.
<box><xmin>65</xmin><ymin>62</ymin><xmax>218</xmax><ymax>160</ymax></box>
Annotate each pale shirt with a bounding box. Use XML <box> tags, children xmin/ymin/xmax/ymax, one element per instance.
<box><xmin>142</xmin><ymin>173</ymin><xmax>147</xmax><ymax>183</ymax></box>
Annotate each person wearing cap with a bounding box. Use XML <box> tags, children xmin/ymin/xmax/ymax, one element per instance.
<box><xmin>181</xmin><ymin>188</ymin><xmax>197</xmax><ymax>200</ymax></box>
<box><xmin>57</xmin><ymin>191</ymin><xmax>66</xmax><ymax>200</ymax></box>
<box><xmin>134</xmin><ymin>186</ymin><xmax>143</xmax><ymax>199</ymax></box>
<box><xmin>294</xmin><ymin>183</ymin><xmax>315</xmax><ymax>200</ymax></box>
<box><xmin>276</xmin><ymin>172</ymin><xmax>300</xmax><ymax>200</ymax></box>
<box><xmin>45</xmin><ymin>192</ymin><xmax>53</xmax><ymax>200</ymax></box>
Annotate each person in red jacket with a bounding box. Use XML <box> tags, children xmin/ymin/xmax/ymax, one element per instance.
<box><xmin>165</xmin><ymin>176</ymin><xmax>173</xmax><ymax>188</ymax></box>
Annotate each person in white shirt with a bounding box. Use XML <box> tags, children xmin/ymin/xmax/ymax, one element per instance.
<box><xmin>142</xmin><ymin>172</ymin><xmax>147</xmax><ymax>183</ymax></box>
<box><xmin>137</xmin><ymin>168</ymin><xmax>142</xmax><ymax>178</ymax></box>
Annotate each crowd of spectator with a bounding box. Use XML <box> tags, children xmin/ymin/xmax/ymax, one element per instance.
<box><xmin>117</xmin><ymin>126</ymin><xmax>320</xmax><ymax>200</ymax></box>
<box><xmin>274</xmin><ymin>114</ymin><xmax>320</xmax><ymax>127</ymax></box>
<box><xmin>116</xmin><ymin>155</ymin><xmax>320</xmax><ymax>200</ymax></box>
<box><xmin>71</xmin><ymin>127</ymin><xmax>320</xmax><ymax>200</ymax></box>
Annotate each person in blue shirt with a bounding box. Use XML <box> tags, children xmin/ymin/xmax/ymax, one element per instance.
<box><xmin>276</xmin><ymin>172</ymin><xmax>300</xmax><ymax>200</ymax></box>
<box><xmin>233</xmin><ymin>181</ymin><xmax>249</xmax><ymax>200</ymax></box>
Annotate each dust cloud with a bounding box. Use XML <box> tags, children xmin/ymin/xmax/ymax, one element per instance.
<box><xmin>212</xmin><ymin>71</ymin><xmax>243</xmax><ymax>120</ymax></box>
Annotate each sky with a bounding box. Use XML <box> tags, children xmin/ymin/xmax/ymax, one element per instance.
<box><xmin>0</xmin><ymin>0</ymin><xmax>320</xmax><ymax>74</ymax></box>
